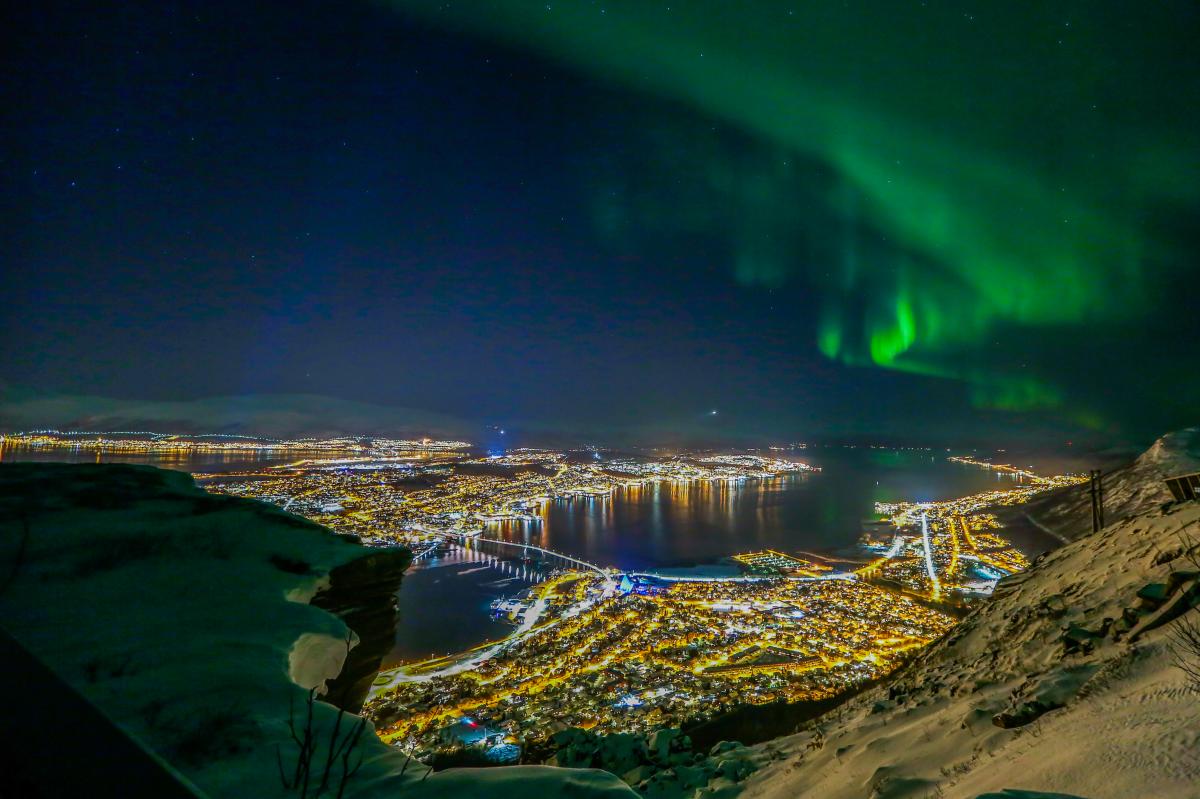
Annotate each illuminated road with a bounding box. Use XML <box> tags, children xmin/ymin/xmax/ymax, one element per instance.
<box><xmin>920</xmin><ymin>512</ymin><xmax>941</xmax><ymax>596</ymax></box>
<box><xmin>852</xmin><ymin>532</ymin><xmax>906</xmax><ymax>578</ymax></box>
<box><xmin>955</xmin><ymin>515</ymin><xmax>978</xmax><ymax>550</ymax></box>
<box><xmin>947</xmin><ymin>517</ymin><xmax>960</xmax><ymax>575</ymax></box>
<box><xmin>629</xmin><ymin>571</ymin><xmax>855</xmax><ymax>583</ymax></box>
<box><xmin>410</xmin><ymin>541</ymin><xmax>440</xmax><ymax>561</ymax></box>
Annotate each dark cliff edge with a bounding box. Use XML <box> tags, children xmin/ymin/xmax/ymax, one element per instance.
<box><xmin>311</xmin><ymin>546</ymin><xmax>411</xmax><ymax>714</ymax></box>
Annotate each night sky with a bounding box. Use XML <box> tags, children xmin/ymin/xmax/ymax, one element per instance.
<box><xmin>5</xmin><ymin>1</ymin><xmax>1198</xmax><ymax>444</ymax></box>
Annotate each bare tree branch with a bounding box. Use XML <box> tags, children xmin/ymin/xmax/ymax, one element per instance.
<box><xmin>1169</xmin><ymin>611</ymin><xmax>1200</xmax><ymax>691</ymax></box>
<box><xmin>276</xmin><ymin>684</ymin><xmax>371</xmax><ymax>798</ymax></box>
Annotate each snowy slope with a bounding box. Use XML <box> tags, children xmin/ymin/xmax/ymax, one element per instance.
<box><xmin>0</xmin><ymin>464</ymin><xmax>633</xmax><ymax>798</ymax></box>
<box><xmin>1023</xmin><ymin>427</ymin><xmax>1200</xmax><ymax>542</ymax></box>
<box><xmin>731</xmin><ymin>443</ymin><xmax>1200</xmax><ymax>798</ymax></box>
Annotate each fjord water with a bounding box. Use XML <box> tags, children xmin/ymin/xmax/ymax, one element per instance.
<box><xmin>0</xmin><ymin>442</ymin><xmax>298</xmax><ymax>473</ymax></box>
<box><xmin>492</xmin><ymin>448</ymin><xmax>1050</xmax><ymax>569</ymax></box>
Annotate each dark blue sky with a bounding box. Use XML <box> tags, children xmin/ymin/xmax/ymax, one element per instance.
<box><xmin>4</xmin><ymin>2</ymin><xmax>1198</xmax><ymax>444</ymax></box>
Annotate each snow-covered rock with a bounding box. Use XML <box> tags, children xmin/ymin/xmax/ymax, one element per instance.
<box><xmin>0</xmin><ymin>463</ymin><xmax>634</xmax><ymax>798</ymax></box>
<box><xmin>310</xmin><ymin>548</ymin><xmax>413</xmax><ymax>713</ymax></box>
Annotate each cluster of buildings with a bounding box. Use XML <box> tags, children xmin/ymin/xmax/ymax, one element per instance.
<box><xmin>462</xmin><ymin>449</ymin><xmax>566</xmax><ymax>466</ymax></box>
<box><xmin>696</xmin><ymin>455</ymin><xmax>821</xmax><ymax>477</ymax></box>
<box><xmin>202</xmin><ymin>452</ymin><xmax>817</xmax><ymax>544</ymax></box>
<box><xmin>603</xmin><ymin>456</ymin><xmax>817</xmax><ymax>482</ymax></box>
<box><xmin>365</xmin><ymin>573</ymin><xmax>954</xmax><ymax>753</ymax></box>
<box><xmin>730</xmin><ymin>550</ymin><xmax>834</xmax><ymax>577</ymax></box>
<box><xmin>195</xmin><ymin>444</ymin><xmax>1076</xmax><ymax>764</ymax></box>
<box><xmin>859</xmin><ymin>458</ymin><xmax>1088</xmax><ymax>598</ymax></box>
<box><xmin>0</xmin><ymin>430</ymin><xmax>470</xmax><ymax>455</ymax></box>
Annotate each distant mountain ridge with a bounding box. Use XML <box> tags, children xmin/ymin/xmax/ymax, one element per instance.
<box><xmin>0</xmin><ymin>390</ymin><xmax>476</xmax><ymax>440</ymax></box>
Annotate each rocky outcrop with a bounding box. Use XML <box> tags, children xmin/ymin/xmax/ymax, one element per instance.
<box><xmin>311</xmin><ymin>546</ymin><xmax>411</xmax><ymax>713</ymax></box>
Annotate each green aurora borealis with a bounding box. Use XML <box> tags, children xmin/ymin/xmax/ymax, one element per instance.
<box><xmin>387</xmin><ymin>0</ymin><xmax>1199</xmax><ymax>431</ymax></box>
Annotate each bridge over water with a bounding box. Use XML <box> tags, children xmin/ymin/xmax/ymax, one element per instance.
<box><xmin>418</xmin><ymin>533</ymin><xmax>857</xmax><ymax>586</ymax></box>
<box><xmin>450</xmin><ymin>533</ymin><xmax>615</xmax><ymax>584</ymax></box>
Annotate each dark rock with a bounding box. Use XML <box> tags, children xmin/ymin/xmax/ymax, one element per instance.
<box><xmin>673</xmin><ymin>763</ymin><xmax>710</xmax><ymax>789</ymax></box>
<box><xmin>1039</xmin><ymin>595</ymin><xmax>1068</xmax><ymax>618</ymax></box>
<box><xmin>648</xmin><ymin>728</ymin><xmax>690</xmax><ymax>763</ymax></box>
<box><xmin>311</xmin><ymin>546</ymin><xmax>411</xmax><ymax>713</ymax></box>
<box><xmin>268</xmin><ymin>553</ymin><xmax>314</xmax><ymax>575</ymax></box>
<box><xmin>974</xmin><ymin>790</ymin><xmax>1090</xmax><ymax>799</ymax></box>
<box><xmin>1166</xmin><ymin>570</ymin><xmax>1200</xmax><ymax>595</ymax></box>
<box><xmin>1136</xmin><ymin>583</ymin><xmax>1170</xmax><ymax>607</ymax></box>
<box><xmin>992</xmin><ymin>700</ymin><xmax>1061</xmax><ymax>729</ymax></box>
<box><xmin>595</xmin><ymin>731</ymin><xmax>647</xmax><ymax>776</ymax></box>
<box><xmin>714</xmin><ymin>756</ymin><xmax>757</xmax><ymax>782</ymax></box>
<box><xmin>1153</xmin><ymin>547</ymin><xmax>1183</xmax><ymax>566</ymax></box>
<box><xmin>1061</xmin><ymin>623</ymin><xmax>1101</xmax><ymax>655</ymax></box>
<box><xmin>709</xmin><ymin>740</ymin><xmax>741</xmax><ymax>756</ymax></box>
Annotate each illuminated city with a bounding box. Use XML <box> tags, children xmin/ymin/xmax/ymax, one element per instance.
<box><xmin>366</xmin><ymin>574</ymin><xmax>954</xmax><ymax>749</ymax></box>
<box><xmin>198</xmin><ymin>446</ymin><xmax>818</xmax><ymax>543</ymax></box>
<box><xmin>0</xmin><ymin>430</ymin><xmax>471</xmax><ymax>455</ymax></box>
<box><xmin>139</xmin><ymin>439</ymin><xmax>1087</xmax><ymax>760</ymax></box>
<box><xmin>862</xmin><ymin>460</ymin><xmax>1089</xmax><ymax>599</ymax></box>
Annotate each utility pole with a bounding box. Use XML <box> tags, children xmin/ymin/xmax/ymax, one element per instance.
<box><xmin>1089</xmin><ymin>470</ymin><xmax>1097</xmax><ymax>532</ymax></box>
<box><xmin>1089</xmin><ymin>470</ymin><xmax>1105</xmax><ymax>532</ymax></box>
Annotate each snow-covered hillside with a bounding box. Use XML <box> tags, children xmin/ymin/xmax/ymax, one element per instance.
<box><xmin>0</xmin><ymin>464</ymin><xmax>633</xmax><ymax>798</ymax></box>
<box><xmin>730</xmin><ymin>440</ymin><xmax>1200</xmax><ymax>798</ymax></box>
<box><xmin>1023</xmin><ymin>427</ymin><xmax>1200</xmax><ymax>543</ymax></box>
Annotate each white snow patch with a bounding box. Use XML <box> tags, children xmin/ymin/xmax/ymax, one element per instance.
<box><xmin>286</xmin><ymin>572</ymin><xmax>331</xmax><ymax>604</ymax></box>
<box><xmin>289</xmin><ymin>631</ymin><xmax>357</xmax><ymax>693</ymax></box>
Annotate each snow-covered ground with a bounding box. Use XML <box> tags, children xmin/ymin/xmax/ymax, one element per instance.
<box><xmin>0</xmin><ymin>463</ymin><xmax>633</xmax><ymax>798</ymax></box>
